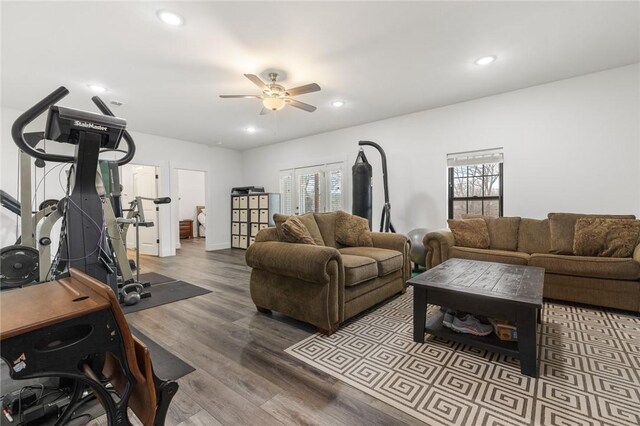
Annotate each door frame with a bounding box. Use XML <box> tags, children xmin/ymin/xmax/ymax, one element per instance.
<box><xmin>120</xmin><ymin>162</ymin><xmax>168</xmax><ymax>257</ymax></box>
<box><xmin>174</xmin><ymin>167</ymin><xmax>208</xmax><ymax>250</ymax></box>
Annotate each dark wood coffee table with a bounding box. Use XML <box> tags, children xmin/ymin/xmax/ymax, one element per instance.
<box><xmin>407</xmin><ymin>258</ymin><xmax>545</xmax><ymax>377</ymax></box>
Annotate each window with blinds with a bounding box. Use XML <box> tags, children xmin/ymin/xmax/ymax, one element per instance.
<box><xmin>279</xmin><ymin>162</ymin><xmax>344</xmax><ymax>215</ymax></box>
<box><xmin>328</xmin><ymin>169</ymin><xmax>343</xmax><ymax>212</ymax></box>
<box><xmin>447</xmin><ymin>148</ymin><xmax>504</xmax><ymax>219</ymax></box>
<box><xmin>298</xmin><ymin>171</ymin><xmax>320</xmax><ymax>214</ymax></box>
<box><xmin>279</xmin><ymin>171</ymin><xmax>293</xmax><ymax>215</ymax></box>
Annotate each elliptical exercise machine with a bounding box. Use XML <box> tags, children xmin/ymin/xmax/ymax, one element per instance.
<box><xmin>0</xmin><ymin>129</ymin><xmax>64</xmax><ymax>287</ymax></box>
<box><xmin>5</xmin><ymin>87</ymin><xmax>146</xmax><ymax>302</ymax></box>
<box><xmin>352</xmin><ymin>140</ymin><xmax>395</xmax><ymax>232</ymax></box>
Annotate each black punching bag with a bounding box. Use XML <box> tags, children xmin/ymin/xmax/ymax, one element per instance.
<box><xmin>352</xmin><ymin>149</ymin><xmax>373</xmax><ymax>229</ymax></box>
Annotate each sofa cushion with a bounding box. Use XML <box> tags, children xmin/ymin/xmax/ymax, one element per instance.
<box><xmin>573</xmin><ymin>218</ymin><xmax>640</xmax><ymax>258</ymax></box>
<box><xmin>517</xmin><ymin>218</ymin><xmax>551</xmax><ymax>254</ymax></box>
<box><xmin>314</xmin><ymin>212</ymin><xmax>337</xmax><ymax>248</ymax></box>
<box><xmin>274</xmin><ymin>213</ymin><xmax>325</xmax><ymax>246</ymax></box>
<box><xmin>335</xmin><ymin>211</ymin><xmax>373</xmax><ymax>247</ymax></box>
<box><xmin>341</xmin><ymin>255</ymin><xmax>378</xmax><ymax>287</ymax></box>
<box><xmin>447</xmin><ymin>218</ymin><xmax>490</xmax><ymax>249</ymax></box>
<box><xmin>529</xmin><ymin>253</ymin><xmax>640</xmax><ymax>280</ymax></box>
<box><xmin>462</xmin><ymin>215</ymin><xmax>521</xmax><ymax>251</ymax></box>
<box><xmin>448</xmin><ymin>246</ymin><xmax>530</xmax><ymax>266</ymax></box>
<box><xmin>281</xmin><ymin>216</ymin><xmax>316</xmax><ymax>245</ymax></box>
<box><xmin>339</xmin><ymin>247</ymin><xmax>402</xmax><ymax>276</ymax></box>
<box><xmin>344</xmin><ymin>269</ymin><xmax>403</xmax><ymax>303</ymax></box>
<box><xmin>548</xmin><ymin>213</ymin><xmax>636</xmax><ymax>255</ymax></box>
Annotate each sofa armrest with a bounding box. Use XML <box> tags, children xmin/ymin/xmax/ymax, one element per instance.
<box><xmin>371</xmin><ymin>232</ymin><xmax>409</xmax><ymax>253</ymax></box>
<box><xmin>634</xmin><ymin>244</ymin><xmax>640</xmax><ymax>264</ymax></box>
<box><xmin>371</xmin><ymin>232</ymin><xmax>411</xmax><ymax>281</ymax></box>
<box><xmin>245</xmin><ymin>241</ymin><xmax>342</xmax><ymax>284</ymax></box>
<box><xmin>255</xmin><ymin>227</ymin><xmax>278</xmax><ymax>242</ymax></box>
<box><xmin>423</xmin><ymin>229</ymin><xmax>455</xmax><ymax>269</ymax></box>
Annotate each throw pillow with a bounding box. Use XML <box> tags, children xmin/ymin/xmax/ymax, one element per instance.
<box><xmin>281</xmin><ymin>216</ymin><xmax>316</xmax><ymax>245</ymax></box>
<box><xmin>447</xmin><ymin>218</ymin><xmax>490</xmax><ymax>249</ymax></box>
<box><xmin>548</xmin><ymin>213</ymin><xmax>636</xmax><ymax>255</ymax></box>
<box><xmin>274</xmin><ymin>213</ymin><xmax>325</xmax><ymax>245</ymax></box>
<box><xmin>335</xmin><ymin>211</ymin><xmax>373</xmax><ymax>247</ymax></box>
<box><xmin>462</xmin><ymin>215</ymin><xmax>520</xmax><ymax>251</ymax></box>
<box><xmin>573</xmin><ymin>218</ymin><xmax>640</xmax><ymax>258</ymax></box>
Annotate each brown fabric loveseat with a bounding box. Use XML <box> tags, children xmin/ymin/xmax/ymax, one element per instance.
<box><xmin>424</xmin><ymin>213</ymin><xmax>640</xmax><ymax>312</ymax></box>
<box><xmin>245</xmin><ymin>212</ymin><xmax>410</xmax><ymax>335</ymax></box>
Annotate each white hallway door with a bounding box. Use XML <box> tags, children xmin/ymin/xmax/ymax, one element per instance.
<box><xmin>129</xmin><ymin>166</ymin><xmax>159</xmax><ymax>256</ymax></box>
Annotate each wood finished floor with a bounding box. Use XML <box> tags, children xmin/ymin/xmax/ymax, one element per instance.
<box><xmin>108</xmin><ymin>239</ymin><xmax>423</xmax><ymax>426</ymax></box>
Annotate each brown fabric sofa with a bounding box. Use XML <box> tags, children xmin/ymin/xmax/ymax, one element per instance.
<box><xmin>424</xmin><ymin>213</ymin><xmax>640</xmax><ymax>312</ymax></box>
<box><xmin>245</xmin><ymin>212</ymin><xmax>410</xmax><ymax>335</ymax></box>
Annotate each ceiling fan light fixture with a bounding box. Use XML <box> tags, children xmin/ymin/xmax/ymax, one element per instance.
<box><xmin>332</xmin><ymin>100</ymin><xmax>345</xmax><ymax>107</ymax></box>
<box><xmin>262</xmin><ymin>97</ymin><xmax>286</xmax><ymax>111</ymax></box>
<box><xmin>87</xmin><ymin>84</ymin><xmax>107</xmax><ymax>93</ymax></box>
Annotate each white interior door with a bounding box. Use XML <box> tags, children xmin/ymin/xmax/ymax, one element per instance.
<box><xmin>130</xmin><ymin>166</ymin><xmax>159</xmax><ymax>255</ymax></box>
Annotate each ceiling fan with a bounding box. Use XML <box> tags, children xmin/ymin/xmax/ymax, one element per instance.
<box><xmin>220</xmin><ymin>72</ymin><xmax>321</xmax><ymax>114</ymax></box>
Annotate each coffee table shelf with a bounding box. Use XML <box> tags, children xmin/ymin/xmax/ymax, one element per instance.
<box><xmin>424</xmin><ymin>321</ymin><xmax>519</xmax><ymax>359</ymax></box>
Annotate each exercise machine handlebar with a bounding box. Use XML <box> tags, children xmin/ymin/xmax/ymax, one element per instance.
<box><xmin>11</xmin><ymin>86</ymin><xmax>74</xmax><ymax>163</ymax></box>
<box><xmin>0</xmin><ymin>190</ymin><xmax>21</xmax><ymax>216</ymax></box>
<box><xmin>152</xmin><ymin>197</ymin><xmax>171</xmax><ymax>205</ymax></box>
<box><xmin>91</xmin><ymin>96</ymin><xmax>136</xmax><ymax>166</ymax></box>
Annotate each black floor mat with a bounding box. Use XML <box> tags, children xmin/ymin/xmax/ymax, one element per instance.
<box><xmin>129</xmin><ymin>325</ymin><xmax>195</xmax><ymax>380</ymax></box>
<box><xmin>121</xmin><ymin>280</ymin><xmax>211</xmax><ymax>314</ymax></box>
<box><xmin>137</xmin><ymin>272</ymin><xmax>175</xmax><ymax>286</ymax></box>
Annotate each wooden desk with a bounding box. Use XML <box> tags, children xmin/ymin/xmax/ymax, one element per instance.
<box><xmin>0</xmin><ymin>269</ymin><xmax>177</xmax><ymax>425</ymax></box>
<box><xmin>1</xmin><ymin>276</ymin><xmax>110</xmax><ymax>340</ymax></box>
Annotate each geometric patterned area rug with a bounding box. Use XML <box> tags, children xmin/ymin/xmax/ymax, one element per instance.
<box><xmin>285</xmin><ymin>288</ymin><xmax>640</xmax><ymax>426</ymax></box>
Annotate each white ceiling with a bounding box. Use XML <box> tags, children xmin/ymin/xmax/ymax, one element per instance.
<box><xmin>2</xmin><ymin>1</ymin><xmax>639</xmax><ymax>150</ymax></box>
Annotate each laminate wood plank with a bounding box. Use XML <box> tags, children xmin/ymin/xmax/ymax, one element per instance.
<box><xmin>166</xmin><ymin>338</ymin><xmax>283</xmax><ymax>407</ymax></box>
<box><xmin>160</xmin><ymin>384</ymin><xmax>205</xmax><ymax>425</ymax></box>
<box><xmin>176</xmin><ymin>410</ymin><xmax>223</xmax><ymax>426</ymax></box>
<box><xmin>114</xmin><ymin>240</ymin><xmax>420</xmax><ymax>425</ymax></box>
<box><xmin>260</xmin><ymin>393</ymin><xmax>345</xmax><ymax>425</ymax></box>
<box><xmin>176</xmin><ymin>368</ymin><xmax>282</xmax><ymax>426</ymax></box>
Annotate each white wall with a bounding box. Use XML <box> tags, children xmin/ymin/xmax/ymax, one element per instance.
<box><xmin>177</xmin><ymin>169</ymin><xmax>206</xmax><ymax>238</ymax></box>
<box><xmin>0</xmin><ymin>107</ymin><xmax>243</xmax><ymax>254</ymax></box>
<box><xmin>242</xmin><ymin>64</ymin><xmax>640</xmax><ymax>233</ymax></box>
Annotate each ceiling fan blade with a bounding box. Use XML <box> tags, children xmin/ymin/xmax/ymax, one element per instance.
<box><xmin>285</xmin><ymin>98</ymin><xmax>317</xmax><ymax>112</ymax></box>
<box><xmin>259</xmin><ymin>107</ymin><xmax>269</xmax><ymax>115</ymax></box>
<box><xmin>286</xmin><ymin>83</ymin><xmax>321</xmax><ymax>96</ymax></box>
<box><xmin>219</xmin><ymin>95</ymin><xmax>262</xmax><ymax>98</ymax></box>
<box><xmin>244</xmin><ymin>74</ymin><xmax>268</xmax><ymax>91</ymax></box>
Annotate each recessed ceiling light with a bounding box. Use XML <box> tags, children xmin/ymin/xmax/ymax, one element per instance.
<box><xmin>246</xmin><ymin>126</ymin><xmax>256</xmax><ymax>134</ymax></box>
<box><xmin>157</xmin><ymin>10</ymin><xmax>184</xmax><ymax>26</ymax></box>
<box><xmin>87</xmin><ymin>84</ymin><xmax>107</xmax><ymax>93</ymax></box>
<box><xmin>332</xmin><ymin>100</ymin><xmax>345</xmax><ymax>108</ymax></box>
<box><xmin>475</xmin><ymin>55</ymin><xmax>497</xmax><ymax>66</ymax></box>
